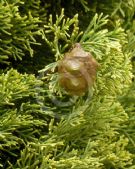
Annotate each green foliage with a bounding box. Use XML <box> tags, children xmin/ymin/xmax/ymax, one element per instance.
<box><xmin>5</xmin><ymin>98</ymin><xmax>133</xmax><ymax>168</ymax></box>
<box><xmin>41</xmin><ymin>9</ymin><xmax>83</xmax><ymax>60</ymax></box>
<box><xmin>92</xmin><ymin>0</ymin><xmax>135</xmax><ymax>56</ymax></box>
<box><xmin>0</xmin><ymin>69</ymin><xmax>48</xmax><ymax>168</ymax></box>
<box><xmin>118</xmin><ymin>79</ymin><xmax>135</xmax><ymax>161</ymax></box>
<box><xmin>0</xmin><ymin>1</ymin><xmax>41</xmax><ymax>64</ymax></box>
<box><xmin>26</xmin><ymin>11</ymin><xmax>133</xmax><ymax>168</ymax></box>
<box><xmin>0</xmin><ymin>69</ymin><xmax>42</xmax><ymax>106</ymax></box>
<box><xmin>72</xmin><ymin>0</ymin><xmax>90</xmax><ymax>12</ymax></box>
<box><xmin>73</xmin><ymin>0</ymin><xmax>135</xmax><ymax>56</ymax></box>
<box><xmin>41</xmin><ymin>12</ymin><xmax>132</xmax><ymax>97</ymax></box>
<box><xmin>0</xmin><ymin>0</ymin><xmax>135</xmax><ymax>169</ymax></box>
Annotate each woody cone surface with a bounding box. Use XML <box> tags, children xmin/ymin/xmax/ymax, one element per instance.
<box><xmin>58</xmin><ymin>43</ymin><xmax>99</xmax><ymax>95</ymax></box>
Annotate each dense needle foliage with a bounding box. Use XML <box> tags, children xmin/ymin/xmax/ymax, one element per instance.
<box><xmin>0</xmin><ymin>0</ymin><xmax>135</xmax><ymax>168</ymax></box>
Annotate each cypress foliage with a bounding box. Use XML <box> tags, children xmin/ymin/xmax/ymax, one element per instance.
<box><xmin>0</xmin><ymin>0</ymin><xmax>135</xmax><ymax>168</ymax></box>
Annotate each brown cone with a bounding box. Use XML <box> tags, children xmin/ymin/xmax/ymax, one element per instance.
<box><xmin>58</xmin><ymin>43</ymin><xmax>99</xmax><ymax>95</ymax></box>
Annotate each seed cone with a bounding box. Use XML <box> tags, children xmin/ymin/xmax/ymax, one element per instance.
<box><xmin>58</xmin><ymin>43</ymin><xmax>99</xmax><ymax>95</ymax></box>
